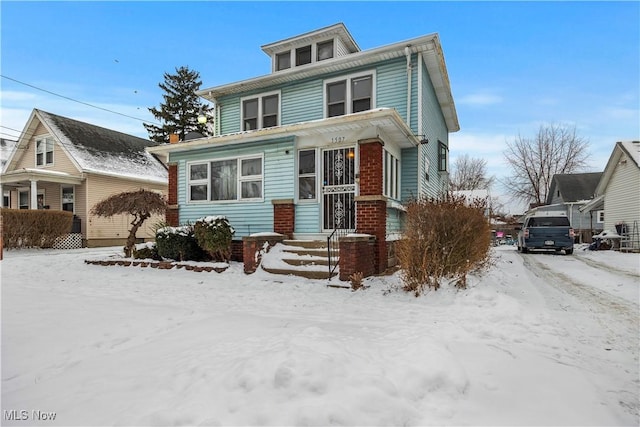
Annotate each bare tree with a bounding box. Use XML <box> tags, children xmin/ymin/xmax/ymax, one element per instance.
<box><xmin>450</xmin><ymin>154</ymin><xmax>494</xmax><ymax>190</ymax></box>
<box><xmin>502</xmin><ymin>123</ymin><xmax>590</xmax><ymax>206</ymax></box>
<box><xmin>91</xmin><ymin>189</ymin><xmax>167</xmax><ymax>257</ymax></box>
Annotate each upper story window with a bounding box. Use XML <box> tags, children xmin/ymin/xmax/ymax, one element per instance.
<box><xmin>276</xmin><ymin>51</ymin><xmax>291</xmax><ymax>71</ymax></box>
<box><xmin>317</xmin><ymin>40</ymin><xmax>334</xmax><ymax>61</ymax></box>
<box><xmin>36</xmin><ymin>137</ymin><xmax>54</xmax><ymax>166</ymax></box>
<box><xmin>325</xmin><ymin>72</ymin><xmax>374</xmax><ymax>118</ymax></box>
<box><xmin>241</xmin><ymin>92</ymin><xmax>280</xmax><ymax>131</ymax></box>
<box><xmin>438</xmin><ymin>141</ymin><xmax>448</xmax><ymax>172</ymax></box>
<box><xmin>296</xmin><ymin>45</ymin><xmax>312</xmax><ymax>66</ymax></box>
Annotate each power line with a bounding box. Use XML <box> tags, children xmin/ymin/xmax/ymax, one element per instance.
<box><xmin>1</xmin><ymin>74</ymin><xmax>161</xmax><ymax>125</ymax></box>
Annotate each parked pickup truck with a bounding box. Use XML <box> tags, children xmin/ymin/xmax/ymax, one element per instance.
<box><xmin>517</xmin><ymin>214</ymin><xmax>574</xmax><ymax>255</ymax></box>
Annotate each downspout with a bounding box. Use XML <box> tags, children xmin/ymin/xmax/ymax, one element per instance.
<box><xmin>405</xmin><ymin>46</ymin><xmax>412</xmax><ymax>130</ymax></box>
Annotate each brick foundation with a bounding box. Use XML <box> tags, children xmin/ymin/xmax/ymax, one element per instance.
<box><xmin>242</xmin><ymin>234</ymin><xmax>285</xmax><ymax>274</ymax></box>
<box><xmin>339</xmin><ymin>234</ymin><xmax>376</xmax><ymax>281</ymax></box>
<box><xmin>272</xmin><ymin>199</ymin><xmax>295</xmax><ymax>239</ymax></box>
<box><xmin>167</xmin><ymin>163</ymin><xmax>179</xmax><ymax>226</ymax></box>
<box><xmin>357</xmin><ymin>138</ymin><xmax>387</xmax><ymax>274</ymax></box>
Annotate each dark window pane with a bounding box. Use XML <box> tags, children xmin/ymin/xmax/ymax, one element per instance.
<box><xmin>244</xmin><ymin>118</ymin><xmax>257</xmax><ymax>131</ymax></box>
<box><xmin>298</xmin><ymin>150</ymin><xmax>315</xmax><ymax>174</ymax></box>
<box><xmin>263</xmin><ymin>95</ymin><xmax>278</xmax><ymax>115</ymax></box>
<box><xmin>190</xmin><ymin>185</ymin><xmax>208</xmax><ymax>201</ymax></box>
<box><xmin>317</xmin><ymin>40</ymin><xmax>333</xmax><ymax>61</ymax></box>
<box><xmin>328</xmin><ymin>104</ymin><xmax>345</xmax><ymax>117</ymax></box>
<box><xmin>46</xmin><ymin>151</ymin><xmax>53</xmax><ymax>164</ymax></box>
<box><xmin>243</xmin><ymin>99</ymin><xmax>258</xmax><ymax>118</ymax></box>
<box><xmin>241</xmin><ymin>181</ymin><xmax>262</xmax><ymax>199</ymax></box>
<box><xmin>296</xmin><ymin>45</ymin><xmax>311</xmax><ymax>66</ymax></box>
<box><xmin>327</xmin><ymin>81</ymin><xmax>346</xmax><ymax>103</ymax></box>
<box><xmin>263</xmin><ymin>116</ymin><xmax>277</xmax><ymax>128</ymax></box>
<box><xmin>352</xmin><ymin>76</ymin><xmax>372</xmax><ymax>99</ymax></box>
<box><xmin>276</xmin><ymin>52</ymin><xmax>290</xmax><ymax>70</ymax></box>
<box><xmin>352</xmin><ymin>99</ymin><xmax>371</xmax><ymax>113</ymax></box>
<box><xmin>190</xmin><ymin>164</ymin><xmax>208</xmax><ymax>180</ymax></box>
<box><xmin>241</xmin><ymin>158</ymin><xmax>262</xmax><ymax>176</ymax></box>
<box><xmin>36</xmin><ymin>153</ymin><xmax>43</xmax><ymax>166</ymax></box>
<box><xmin>299</xmin><ymin>177</ymin><xmax>316</xmax><ymax>199</ymax></box>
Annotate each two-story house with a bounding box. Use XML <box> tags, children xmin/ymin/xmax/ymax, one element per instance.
<box><xmin>147</xmin><ymin>23</ymin><xmax>459</xmax><ymax>276</ymax></box>
<box><xmin>1</xmin><ymin>109</ymin><xmax>168</xmax><ymax>248</ymax></box>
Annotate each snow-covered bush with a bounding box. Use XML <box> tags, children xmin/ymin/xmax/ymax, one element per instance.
<box><xmin>397</xmin><ymin>194</ymin><xmax>491</xmax><ymax>295</ymax></box>
<box><xmin>155</xmin><ymin>224</ymin><xmax>208</xmax><ymax>261</ymax></box>
<box><xmin>193</xmin><ymin>216</ymin><xmax>235</xmax><ymax>262</ymax></box>
<box><xmin>132</xmin><ymin>242</ymin><xmax>161</xmax><ymax>260</ymax></box>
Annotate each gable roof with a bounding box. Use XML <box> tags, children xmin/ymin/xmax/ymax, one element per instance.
<box><xmin>6</xmin><ymin>109</ymin><xmax>167</xmax><ymax>184</ymax></box>
<box><xmin>594</xmin><ymin>140</ymin><xmax>640</xmax><ymax>196</ymax></box>
<box><xmin>197</xmin><ymin>28</ymin><xmax>459</xmax><ymax>133</ymax></box>
<box><xmin>547</xmin><ymin>172</ymin><xmax>603</xmax><ymax>204</ymax></box>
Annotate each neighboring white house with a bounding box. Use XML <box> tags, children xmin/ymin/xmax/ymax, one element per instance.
<box><xmin>581</xmin><ymin>140</ymin><xmax>640</xmax><ymax>251</ymax></box>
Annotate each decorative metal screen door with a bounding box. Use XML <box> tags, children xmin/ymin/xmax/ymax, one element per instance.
<box><xmin>322</xmin><ymin>147</ymin><xmax>356</xmax><ymax>230</ymax></box>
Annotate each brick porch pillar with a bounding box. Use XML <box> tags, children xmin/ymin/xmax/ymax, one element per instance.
<box><xmin>272</xmin><ymin>199</ymin><xmax>295</xmax><ymax>239</ymax></box>
<box><xmin>357</xmin><ymin>138</ymin><xmax>387</xmax><ymax>274</ymax></box>
<box><xmin>166</xmin><ymin>163</ymin><xmax>179</xmax><ymax>226</ymax></box>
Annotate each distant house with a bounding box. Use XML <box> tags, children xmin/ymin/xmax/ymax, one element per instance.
<box><xmin>148</xmin><ymin>23</ymin><xmax>459</xmax><ymax>276</ymax></box>
<box><xmin>537</xmin><ymin>172</ymin><xmax>604</xmax><ymax>241</ymax></box>
<box><xmin>581</xmin><ymin>141</ymin><xmax>640</xmax><ymax>251</ymax></box>
<box><xmin>0</xmin><ymin>109</ymin><xmax>168</xmax><ymax>248</ymax></box>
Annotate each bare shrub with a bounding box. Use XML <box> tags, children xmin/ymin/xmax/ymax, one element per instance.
<box><xmin>396</xmin><ymin>194</ymin><xmax>492</xmax><ymax>296</ymax></box>
<box><xmin>350</xmin><ymin>271</ymin><xmax>364</xmax><ymax>291</ymax></box>
<box><xmin>1</xmin><ymin>208</ymin><xmax>73</xmax><ymax>248</ymax></box>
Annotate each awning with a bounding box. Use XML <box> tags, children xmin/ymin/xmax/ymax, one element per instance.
<box><xmin>579</xmin><ymin>195</ymin><xmax>604</xmax><ymax>213</ymax></box>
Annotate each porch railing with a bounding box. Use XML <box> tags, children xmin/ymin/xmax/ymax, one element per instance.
<box><xmin>327</xmin><ymin>228</ymin><xmax>350</xmax><ymax>280</ymax></box>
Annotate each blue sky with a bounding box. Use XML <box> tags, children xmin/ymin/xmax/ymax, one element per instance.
<box><xmin>1</xmin><ymin>1</ymin><xmax>638</xmax><ymax>210</ymax></box>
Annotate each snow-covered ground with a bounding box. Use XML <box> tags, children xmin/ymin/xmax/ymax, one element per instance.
<box><xmin>1</xmin><ymin>244</ymin><xmax>638</xmax><ymax>426</ymax></box>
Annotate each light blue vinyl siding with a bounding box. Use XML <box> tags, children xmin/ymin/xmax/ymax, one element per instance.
<box><xmin>376</xmin><ymin>57</ymin><xmax>407</xmax><ymax>120</ymax></box>
<box><xmin>420</xmin><ymin>58</ymin><xmax>449</xmax><ymax>197</ymax></box>
<box><xmin>296</xmin><ymin>203</ymin><xmax>321</xmax><ymax>233</ymax></box>
<box><xmin>386</xmin><ymin>207</ymin><xmax>405</xmax><ymax>237</ymax></box>
<box><xmin>401</xmin><ymin>147</ymin><xmax>418</xmax><ymax>201</ymax></box>
<box><xmin>282</xmin><ymin>80</ymin><xmax>324</xmax><ymax>125</ymax></box>
<box><xmin>170</xmin><ymin>137</ymin><xmax>294</xmax><ymax>237</ymax></box>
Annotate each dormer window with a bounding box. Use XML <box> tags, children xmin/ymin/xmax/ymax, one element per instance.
<box><xmin>276</xmin><ymin>52</ymin><xmax>290</xmax><ymax>71</ymax></box>
<box><xmin>317</xmin><ymin>40</ymin><xmax>334</xmax><ymax>61</ymax></box>
<box><xmin>241</xmin><ymin>92</ymin><xmax>280</xmax><ymax>131</ymax></box>
<box><xmin>296</xmin><ymin>45</ymin><xmax>312</xmax><ymax>66</ymax></box>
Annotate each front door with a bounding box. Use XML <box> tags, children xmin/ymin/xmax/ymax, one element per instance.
<box><xmin>322</xmin><ymin>147</ymin><xmax>356</xmax><ymax>231</ymax></box>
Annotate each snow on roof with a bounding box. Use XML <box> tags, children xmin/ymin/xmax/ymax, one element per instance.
<box><xmin>37</xmin><ymin>110</ymin><xmax>167</xmax><ymax>183</ymax></box>
<box><xmin>620</xmin><ymin>140</ymin><xmax>640</xmax><ymax>167</ymax></box>
<box><xmin>1</xmin><ymin>138</ymin><xmax>17</xmax><ymax>173</ymax></box>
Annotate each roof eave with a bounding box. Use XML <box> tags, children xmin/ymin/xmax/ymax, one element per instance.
<box><xmin>147</xmin><ymin>108</ymin><xmax>419</xmax><ymax>156</ymax></box>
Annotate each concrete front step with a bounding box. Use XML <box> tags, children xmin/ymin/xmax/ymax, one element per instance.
<box><xmin>261</xmin><ymin>265</ymin><xmax>337</xmax><ymax>280</ymax></box>
<box><xmin>260</xmin><ymin>239</ymin><xmax>339</xmax><ymax>280</ymax></box>
<box><xmin>282</xmin><ymin>257</ymin><xmax>330</xmax><ymax>266</ymax></box>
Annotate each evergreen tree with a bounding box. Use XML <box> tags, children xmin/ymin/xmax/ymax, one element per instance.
<box><xmin>144</xmin><ymin>66</ymin><xmax>213</xmax><ymax>143</ymax></box>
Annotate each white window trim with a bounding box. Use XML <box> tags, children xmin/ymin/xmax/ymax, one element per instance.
<box><xmin>35</xmin><ymin>136</ymin><xmax>54</xmax><ymax>167</ymax></box>
<box><xmin>61</xmin><ymin>186</ymin><xmax>75</xmax><ymax>214</ymax></box>
<box><xmin>273</xmin><ymin>38</ymin><xmax>336</xmax><ymax>72</ymax></box>
<box><xmin>596</xmin><ymin>210</ymin><xmax>605</xmax><ymax>223</ymax></box>
<box><xmin>323</xmin><ymin>70</ymin><xmax>376</xmax><ymax>118</ymax></box>
<box><xmin>240</xmin><ymin>90</ymin><xmax>281</xmax><ymax>131</ymax></box>
<box><xmin>383</xmin><ymin>149</ymin><xmax>401</xmax><ymax>200</ymax></box>
<box><xmin>296</xmin><ymin>148</ymin><xmax>318</xmax><ymax>203</ymax></box>
<box><xmin>186</xmin><ymin>154</ymin><xmax>265</xmax><ymax>204</ymax></box>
